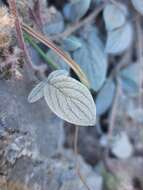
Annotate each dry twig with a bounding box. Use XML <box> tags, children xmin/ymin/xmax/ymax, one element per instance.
<box><xmin>22</xmin><ymin>23</ymin><xmax>89</xmax><ymax>86</ymax></box>
<box><xmin>8</xmin><ymin>0</ymin><xmax>89</xmax><ymax>85</ymax></box>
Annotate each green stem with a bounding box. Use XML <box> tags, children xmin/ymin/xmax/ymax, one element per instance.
<box><xmin>24</xmin><ymin>33</ymin><xmax>58</xmax><ymax>70</ymax></box>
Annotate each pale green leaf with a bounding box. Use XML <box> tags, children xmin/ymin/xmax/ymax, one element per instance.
<box><xmin>44</xmin><ymin>70</ymin><xmax>96</xmax><ymax>126</ymax></box>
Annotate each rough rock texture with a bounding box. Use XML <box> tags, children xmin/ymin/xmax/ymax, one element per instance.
<box><xmin>0</xmin><ymin>76</ymin><xmax>102</xmax><ymax>190</ymax></box>
<box><xmin>0</xmin><ymin>77</ymin><xmax>64</xmax><ymax>159</ymax></box>
<box><xmin>6</xmin><ymin>151</ymin><xmax>102</xmax><ymax>190</ymax></box>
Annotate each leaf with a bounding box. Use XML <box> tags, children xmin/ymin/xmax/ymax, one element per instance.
<box><xmin>43</xmin><ymin>7</ymin><xmax>64</xmax><ymax>35</ymax></box>
<box><xmin>43</xmin><ymin>21</ymin><xmax>64</xmax><ymax>36</ymax></box>
<box><xmin>22</xmin><ymin>23</ymin><xmax>89</xmax><ymax>87</ymax></box>
<box><xmin>44</xmin><ymin>70</ymin><xmax>96</xmax><ymax>126</ymax></box>
<box><xmin>63</xmin><ymin>0</ymin><xmax>91</xmax><ymax>22</ymax></box>
<box><xmin>47</xmin><ymin>50</ymin><xmax>70</xmax><ymax>71</ymax></box>
<box><xmin>119</xmin><ymin>63</ymin><xmax>140</xmax><ymax>95</ymax></box>
<box><xmin>62</xmin><ymin>36</ymin><xmax>82</xmax><ymax>52</ymax></box>
<box><xmin>28</xmin><ymin>70</ymin><xmax>69</xmax><ymax>103</ymax></box>
<box><xmin>48</xmin><ymin>69</ymin><xmax>69</xmax><ymax>80</ymax></box>
<box><xmin>131</xmin><ymin>0</ymin><xmax>143</xmax><ymax>15</ymax></box>
<box><xmin>111</xmin><ymin>132</ymin><xmax>133</xmax><ymax>159</ymax></box>
<box><xmin>28</xmin><ymin>80</ymin><xmax>47</xmax><ymax>103</ymax></box>
<box><xmin>27</xmin><ymin>44</ymin><xmax>47</xmax><ymax>71</ymax></box>
<box><xmin>105</xmin><ymin>23</ymin><xmax>133</xmax><ymax>54</ymax></box>
<box><xmin>103</xmin><ymin>3</ymin><xmax>127</xmax><ymax>31</ymax></box>
<box><xmin>96</xmin><ymin>79</ymin><xmax>115</xmax><ymax>116</ymax></box>
<box><xmin>73</xmin><ymin>27</ymin><xmax>108</xmax><ymax>91</ymax></box>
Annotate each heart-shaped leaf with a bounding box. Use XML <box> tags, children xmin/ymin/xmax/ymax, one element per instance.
<box><xmin>44</xmin><ymin>70</ymin><xmax>96</xmax><ymax>126</ymax></box>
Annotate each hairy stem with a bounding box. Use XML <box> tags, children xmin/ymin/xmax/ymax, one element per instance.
<box><xmin>8</xmin><ymin>0</ymin><xmax>35</xmax><ymax>79</ymax></box>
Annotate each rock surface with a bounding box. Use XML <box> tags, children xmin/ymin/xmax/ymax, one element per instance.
<box><xmin>0</xmin><ymin>76</ymin><xmax>102</xmax><ymax>190</ymax></box>
<box><xmin>0</xmin><ymin>78</ymin><xmax>64</xmax><ymax>159</ymax></box>
<box><xmin>7</xmin><ymin>151</ymin><xmax>102</xmax><ymax>190</ymax></box>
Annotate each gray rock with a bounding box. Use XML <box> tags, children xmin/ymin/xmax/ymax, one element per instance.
<box><xmin>0</xmin><ymin>78</ymin><xmax>64</xmax><ymax>159</ymax></box>
<box><xmin>7</xmin><ymin>151</ymin><xmax>103</xmax><ymax>190</ymax></box>
<box><xmin>0</xmin><ymin>76</ymin><xmax>102</xmax><ymax>190</ymax></box>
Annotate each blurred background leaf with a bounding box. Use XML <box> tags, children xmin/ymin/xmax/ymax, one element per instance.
<box><xmin>119</xmin><ymin>63</ymin><xmax>140</xmax><ymax>96</ymax></box>
<box><xmin>63</xmin><ymin>0</ymin><xmax>91</xmax><ymax>22</ymax></box>
<box><xmin>95</xmin><ymin>79</ymin><xmax>115</xmax><ymax>116</ymax></box>
<box><xmin>73</xmin><ymin>27</ymin><xmax>108</xmax><ymax>91</ymax></box>
<box><xmin>105</xmin><ymin>23</ymin><xmax>133</xmax><ymax>54</ymax></box>
<box><xmin>62</xmin><ymin>36</ymin><xmax>82</xmax><ymax>52</ymax></box>
<box><xmin>103</xmin><ymin>3</ymin><xmax>127</xmax><ymax>31</ymax></box>
<box><xmin>47</xmin><ymin>49</ymin><xmax>70</xmax><ymax>71</ymax></box>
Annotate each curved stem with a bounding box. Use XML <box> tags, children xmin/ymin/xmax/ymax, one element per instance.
<box><xmin>74</xmin><ymin>126</ymin><xmax>91</xmax><ymax>190</ymax></box>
